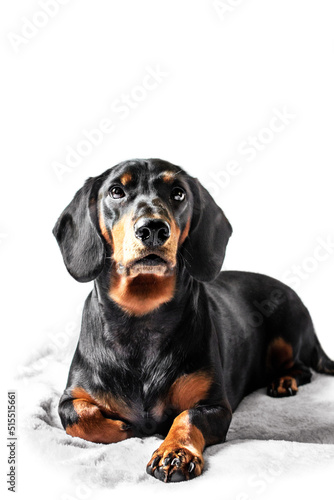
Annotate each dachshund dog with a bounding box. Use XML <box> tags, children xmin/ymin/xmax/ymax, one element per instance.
<box><xmin>53</xmin><ymin>158</ymin><xmax>334</xmax><ymax>482</ymax></box>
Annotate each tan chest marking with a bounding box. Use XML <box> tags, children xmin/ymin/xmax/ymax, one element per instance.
<box><xmin>109</xmin><ymin>270</ymin><xmax>176</xmax><ymax>316</ymax></box>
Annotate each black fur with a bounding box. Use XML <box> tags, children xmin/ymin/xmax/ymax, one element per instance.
<box><xmin>53</xmin><ymin>158</ymin><xmax>334</xmax><ymax>481</ymax></box>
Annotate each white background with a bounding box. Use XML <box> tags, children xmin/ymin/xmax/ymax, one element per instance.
<box><xmin>1</xmin><ymin>0</ymin><xmax>334</xmax><ymax>498</ymax></box>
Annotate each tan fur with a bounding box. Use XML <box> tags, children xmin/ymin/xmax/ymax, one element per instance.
<box><xmin>67</xmin><ymin>387</ymin><xmax>132</xmax><ymax>443</ymax></box>
<box><xmin>99</xmin><ymin>212</ymin><xmax>112</xmax><ymax>246</ymax></box>
<box><xmin>98</xmin><ymin>196</ymin><xmax>192</xmax><ymax>315</ymax></box>
<box><xmin>266</xmin><ymin>336</ymin><xmax>294</xmax><ymax>372</ymax></box>
<box><xmin>109</xmin><ymin>270</ymin><xmax>176</xmax><ymax>316</ymax></box>
<box><xmin>111</xmin><ymin>213</ymin><xmax>179</xmax><ymax>271</ymax></box>
<box><xmin>161</xmin><ymin>171</ymin><xmax>176</xmax><ymax>183</ymax></box>
<box><xmin>169</xmin><ymin>371</ymin><xmax>212</xmax><ymax>411</ymax></box>
<box><xmin>269</xmin><ymin>375</ymin><xmax>299</xmax><ymax>395</ymax></box>
<box><xmin>147</xmin><ymin>410</ymin><xmax>205</xmax><ymax>481</ymax></box>
<box><xmin>106</xmin><ymin>211</ymin><xmax>180</xmax><ymax>315</ymax></box>
<box><xmin>179</xmin><ymin>217</ymin><xmax>191</xmax><ymax>246</ymax></box>
<box><xmin>71</xmin><ymin>387</ymin><xmax>131</xmax><ymax>419</ymax></box>
<box><xmin>120</xmin><ymin>172</ymin><xmax>132</xmax><ymax>185</ymax></box>
<box><xmin>150</xmin><ymin>371</ymin><xmax>212</xmax><ymax>420</ymax></box>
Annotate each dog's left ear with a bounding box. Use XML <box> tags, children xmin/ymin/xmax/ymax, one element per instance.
<box><xmin>181</xmin><ymin>177</ymin><xmax>232</xmax><ymax>282</ymax></box>
<box><xmin>53</xmin><ymin>177</ymin><xmax>105</xmax><ymax>283</ymax></box>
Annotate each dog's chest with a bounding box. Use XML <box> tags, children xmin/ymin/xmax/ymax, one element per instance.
<box><xmin>124</xmin><ymin>361</ymin><xmax>176</xmax><ymax>428</ymax></box>
<box><xmin>99</xmin><ymin>373</ymin><xmax>174</xmax><ymax>435</ymax></box>
<box><xmin>100</xmin><ymin>363</ymin><xmax>212</xmax><ymax>435</ymax></box>
<box><xmin>99</xmin><ymin>326</ymin><xmax>211</xmax><ymax>434</ymax></box>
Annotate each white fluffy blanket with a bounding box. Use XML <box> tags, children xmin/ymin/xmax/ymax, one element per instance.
<box><xmin>18</xmin><ymin>332</ymin><xmax>334</xmax><ymax>500</ymax></box>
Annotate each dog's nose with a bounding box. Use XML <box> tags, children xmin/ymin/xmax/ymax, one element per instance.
<box><xmin>134</xmin><ymin>218</ymin><xmax>170</xmax><ymax>247</ymax></box>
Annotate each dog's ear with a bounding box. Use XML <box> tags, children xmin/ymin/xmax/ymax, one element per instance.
<box><xmin>53</xmin><ymin>177</ymin><xmax>105</xmax><ymax>283</ymax></box>
<box><xmin>181</xmin><ymin>177</ymin><xmax>232</xmax><ymax>282</ymax></box>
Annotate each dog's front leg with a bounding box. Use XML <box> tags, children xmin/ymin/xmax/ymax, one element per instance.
<box><xmin>146</xmin><ymin>403</ymin><xmax>232</xmax><ymax>482</ymax></box>
<box><xmin>59</xmin><ymin>396</ymin><xmax>133</xmax><ymax>444</ymax></box>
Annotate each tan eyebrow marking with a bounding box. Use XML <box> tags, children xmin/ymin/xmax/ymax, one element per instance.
<box><xmin>161</xmin><ymin>171</ymin><xmax>176</xmax><ymax>183</ymax></box>
<box><xmin>120</xmin><ymin>172</ymin><xmax>132</xmax><ymax>185</ymax></box>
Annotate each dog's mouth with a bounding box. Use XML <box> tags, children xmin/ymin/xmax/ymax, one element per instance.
<box><xmin>116</xmin><ymin>253</ymin><xmax>174</xmax><ymax>277</ymax></box>
<box><xmin>135</xmin><ymin>253</ymin><xmax>167</xmax><ymax>266</ymax></box>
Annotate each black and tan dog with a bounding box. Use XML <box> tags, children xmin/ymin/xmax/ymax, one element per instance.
<box><xmin>53</xmin><ymin>158</ymin><xmax>334</xmax><ymax>482</ymax></box>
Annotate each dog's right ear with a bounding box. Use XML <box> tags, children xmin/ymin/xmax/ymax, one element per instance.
<box><xmin>53</xmin><ymin>177</ymin><xmax>105</xmax><ymax>283</ymax></box>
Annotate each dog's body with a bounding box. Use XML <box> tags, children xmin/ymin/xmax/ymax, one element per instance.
<box><xmin>54</xmin><ymin>159</ymin><xmax>334</xmax><ymax>482</ymax></box>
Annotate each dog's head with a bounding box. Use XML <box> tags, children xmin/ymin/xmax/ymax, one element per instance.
<box><xmin>53</xmin><ymin>159</ymin><xmax>232</xmax><ymax>314</ymax></box>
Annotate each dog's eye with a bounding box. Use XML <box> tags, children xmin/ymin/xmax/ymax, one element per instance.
<box><xmin>171</xmin><ymin>187</ymin><xmax>186</xmax><ymax>202</ymax></box>
<box><xmin>109</xmin><ymin>186</ymin><xmax>125</xmax><ymax>199</ymax></box>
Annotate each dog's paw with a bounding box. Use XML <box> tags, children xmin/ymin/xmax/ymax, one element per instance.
<box><xmin>267</xmin><ymin>376</ymin><xmax>298</xmax><ymax>398</ymax></box>
<box><xmin>146</xmin><ymin>444</ymin><xmax>203</xmax><ymax>482</ymax></box>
